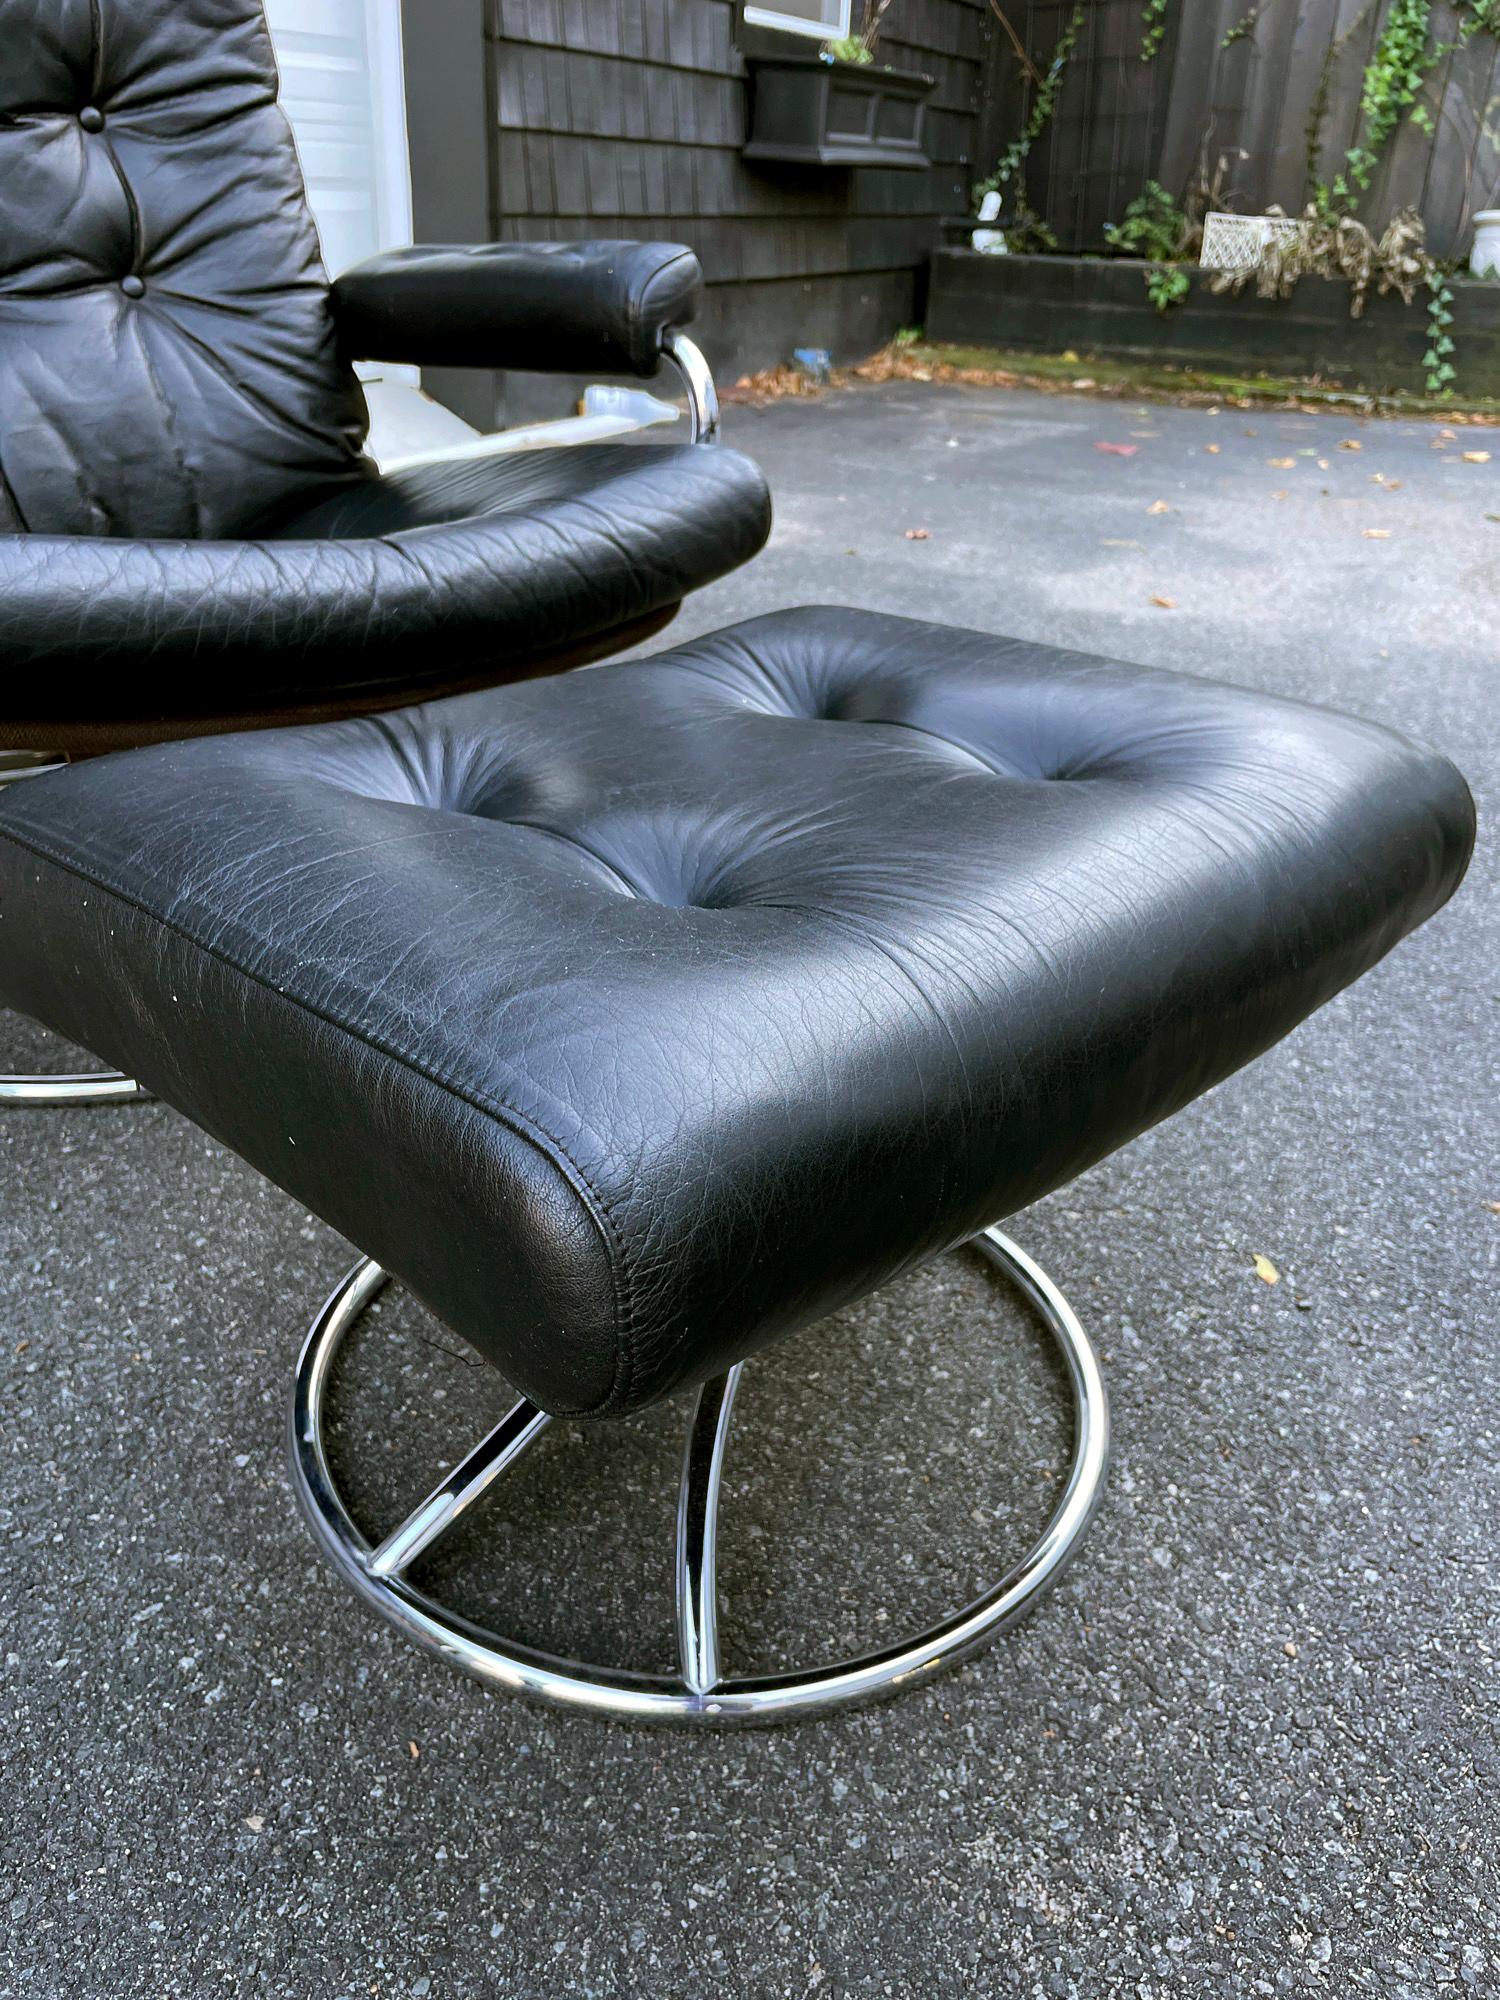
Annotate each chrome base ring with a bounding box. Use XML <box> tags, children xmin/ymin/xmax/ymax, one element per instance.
<box><xmin>289</xmin><ymin>1226</ymin><xmax>1109</xmax><ymax>1726</ymax></box>
<box><xmin>0</xmin><ymin>1068</ymin><xmax>147</xmax><ymax>1105</ymax></box>
<box><xmin>1</xmin><ymin>763</ymin><xmax>147</xmax><ymax>1106</ymax></box>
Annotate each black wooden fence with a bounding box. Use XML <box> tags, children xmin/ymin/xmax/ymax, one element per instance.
<box><xmin>982</xmin><ymin>0</ymin><xmax>1500</xmax><ymax>257</ymax></box>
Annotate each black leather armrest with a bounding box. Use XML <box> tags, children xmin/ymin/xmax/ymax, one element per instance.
<box><xmin>332</xmin><ymin>240</ymin><xmax>703</xmax><ymax>378</ymax></box>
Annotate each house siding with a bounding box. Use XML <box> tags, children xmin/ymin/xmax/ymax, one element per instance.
<box><xmin>404</xmin><ymin>0</ymin><xmax>989</xmax><ymax>422</ymax></box>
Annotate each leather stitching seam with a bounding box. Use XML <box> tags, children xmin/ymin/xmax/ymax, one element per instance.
<box><xmin>0</xmin><ymin>821</ymin><xmax>641</xmax><ymax>1418</ymax></box>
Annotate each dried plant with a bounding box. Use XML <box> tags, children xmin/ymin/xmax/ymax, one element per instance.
<box><xmin>1179</xmin><ymin>144</ymin><xmax>1251</xmax><ymax>260</ymax></box>
<box><xmin>1207</xmin><ymin>202</ymin><xmax>1456</xmax><ymax>395</ymax></box>
<box><xmin>1207</xmin><ymin>202</ymin><xmax>1433</xmax><ymax>318</ymax></box>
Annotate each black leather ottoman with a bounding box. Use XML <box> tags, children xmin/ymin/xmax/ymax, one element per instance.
<box><xmin>0</xmin><ymin>607</ymin><xmax>1472</xmax><ymax>1721</ymax></box>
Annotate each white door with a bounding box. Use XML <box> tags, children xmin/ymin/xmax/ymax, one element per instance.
<box><xmin>263</xmin><ymin>0</ymin><xmax>413</xmax><ymax>280</ymax></box>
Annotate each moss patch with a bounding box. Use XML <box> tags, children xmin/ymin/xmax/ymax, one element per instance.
<box><xmin>883</xmin><ymin>342</ymin><xmax>1500</xmax><ymax>423</ymax></box>
<box><xmin>723</xmin><ymin>341</ymin><xmax>1500</xmax><ymax>424</ymax></box>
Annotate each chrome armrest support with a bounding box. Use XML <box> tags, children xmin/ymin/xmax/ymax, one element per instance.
<box><xmin>661</xmin><ymin>329</ymin><xmax>721</xmax><ymax>445</ymax></box>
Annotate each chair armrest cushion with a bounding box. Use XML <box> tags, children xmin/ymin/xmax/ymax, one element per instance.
<box><xmin>333</xmin><ymin>240</ymin><xmax>703</xmax><ymax>377</ymax></box>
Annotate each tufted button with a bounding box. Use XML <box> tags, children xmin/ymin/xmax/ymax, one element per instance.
<box><xmin>78</xmin><ymin>105</ymin><xmax>105</xmax><ymax>132</ymax></box>
<box><xmin>120</xmin><ymin>274</ymin><xmax>145</xmax><ymax>299</ymax></box>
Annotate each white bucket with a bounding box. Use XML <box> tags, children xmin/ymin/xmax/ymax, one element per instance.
<box><xmin>1470</xmin><ymin>211</ymin><xmax>1500</xmax><ymax>280</ymax></box>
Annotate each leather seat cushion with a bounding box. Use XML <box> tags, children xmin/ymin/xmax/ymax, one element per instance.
<box><xmin>0</xmin><ymin>608</ymin><xmax>1472</xmax><ymax>1417</ymax></box>
<box><xmin>0</xmin><ymin>0</ymin><xmax>368</xmax><ymax>540</ymax></box>
<box><xmin>0</xmin><ymin>442</ymin><xmax>772</xmax><ymax>722</ymax></box>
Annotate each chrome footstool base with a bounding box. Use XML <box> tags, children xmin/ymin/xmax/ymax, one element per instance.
<box><xmin>0</xmin><ymin>1068</ymin><xmax>146</xmax><ymax>1105</ymax></box>
<box><xmin>289</xmin><ymin>1226</ymin><xmax>1110</xmax><ymax>1726</ymax></box>
<box><xmin>0</xmin><ymin>763</ymin><xmax>146</xmax><ymax>1105</ymax></box>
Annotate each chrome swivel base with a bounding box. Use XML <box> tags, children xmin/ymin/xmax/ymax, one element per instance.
<box><xmin>0</xmin><ymin>1067</ymin><xmax>147</xmax><ymax>1105</ymax></box>
<box><xmin>289</xmin><ymin>1226</ymin><xmax>1109</xmax><ymax>1726</ymax></box>
<box><xmin>0</xmin><ymin>761</ymin><xmax>145</xmax><ymax>1104</ymax></box>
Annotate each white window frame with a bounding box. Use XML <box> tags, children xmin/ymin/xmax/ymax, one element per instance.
<box><xmin>744</xmin><ymin>0</ymin><xmax>853</xmax><ymax>40</ymax></box>
<box><xmin>362</xmin><ymin>0</ymin><xmax>414</xmax><ymax>259</ymax></box>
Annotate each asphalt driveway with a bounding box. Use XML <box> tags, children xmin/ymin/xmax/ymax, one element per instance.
<box><xmin>2</xmin><ymin>381</ymin><xmax>1495</xmax><ymax>1998</ymax></box>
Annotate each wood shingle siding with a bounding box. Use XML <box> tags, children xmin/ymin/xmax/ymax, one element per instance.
<box><xmin>404</xmin><ymin>0</ymin><xmax>988</xmax><ymax>420</ymax></box>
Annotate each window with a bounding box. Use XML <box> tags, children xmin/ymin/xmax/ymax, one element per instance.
<box><xmin>743</xmin><ymin>0</ymin><xmax>852</xmax><ymax>40</ymax></box>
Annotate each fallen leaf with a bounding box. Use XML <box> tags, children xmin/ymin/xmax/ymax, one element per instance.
<box><xmin>1463</xmin><ymin>450</ymin><xmax>1491</xmax><ymax>463</ymax></box>
<box><xmin>1284</xmin><ymin>1641</ymin><xmax>1299</xmax><ymax>1659</ymax></box>
<box><xmin>1317</xmin><ymin>459</ymin><xmax>1330</xmax><ymax>469</ymax></box>
<box><xmin>1147</xmin><ymin>499</ymin><xmax>1171</xmax><ymax>515</ymax></box>
<box><xmin>1267</xmin><ymin>457</ymin><xmax>1296</xmax><ymax>468</ymax></box>
<box><xmin>1150</xmin><ymin>594</ymin><xmax>1176</xmax><ymax>609</ymax></box>
<box><xmin>904</xmin><ymin>527</ymin><xmax>931</xmax><ymax>540</ymax></box>
<box><xmin>1485</xmin><ymin>1200</ymin><xmax>1500</xmax><ymax>1214</ymax></box>
<box><xmin>1338</xmin><ymin>438</ymin><xmax>1362</xmax><ymax>451</ymax></box>
<box><xmin>1272</xmin><ymin>489</ymin><xmax>1289</xmax><ymax>500</ymax></box>
<box><xmin>1362</xmin><ymin>528</ymin><xmax>1391</xmax><ymax>539</ymax></box>
<box><xmin>1253</xmin><ymin>1253</ymin><xmax>1280</xmax><ymax>1285</ymax></box>
<box><xmin>1060</xmin><ymin>349</ymin><xmax>1080</xmax><ymax>363</ymax></box>
<box><xmin>1095</xmin><ymin>441</ymin><xmax>1138</xmax><ymax>456</ymax></box>
<box><xmin>408</xmin><ymin>1740</ymin><xmax>421</xmax><ymax>1760</ymax></box>
<box><xmin>1204</xmin><ymin>443</ymin><xmax>1221</xmax><ymax>454</ymax></box>
<box><xmin>245</xmin><ymin>1815</ymin><xmax>265</xmax><ymax>1833</ymax></box>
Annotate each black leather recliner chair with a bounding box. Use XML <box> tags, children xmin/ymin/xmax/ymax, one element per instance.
<box><xmin>0</xmin><ymin>0</ymin><xmax>771</xmax><ymax>1098</ymax></box>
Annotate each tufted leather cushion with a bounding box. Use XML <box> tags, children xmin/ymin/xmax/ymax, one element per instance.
<box><xmin>0</xmin><ymin>609</ymin><xmax>1472</xmax><ymax>1416</ymax></box>
<box><xmin>0</xmin><ymin>0</ymin><xmax>367</xmax><ymax>538</ymax></box>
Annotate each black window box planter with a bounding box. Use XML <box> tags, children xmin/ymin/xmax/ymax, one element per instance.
<box><xmin>743</xmin><ymin>55</ymin><xmax>934</xmax><ymax>171</ymax></box>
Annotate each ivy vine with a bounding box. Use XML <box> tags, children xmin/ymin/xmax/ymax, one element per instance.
<box><xmin>1306</xmin><ymin>0</ymin><xmax>1500</xmax><ymax>395</ymax></box>
<box><xmin>1329</xmin><ymin>0</ymin><xmax>1439</xmax><ymax>200</ymax></box>
<box><xmin>1221</xmin><ymin>7</ymin><xmax>1259</xmax><ymax>49</ymax></box>
<box><xmin>1105</xmin><ymin>181</ymin><xmax>1192</xmax><ymax>311</ymax></box>
<box><xmin>1306</xmin><ymin>0</ymin><xmax>1500</xmax><ymax>206</ymax></box>
<box><xmin>1140</xmin><ymin>0</ymin><xmax>1169</xmax><ymax>62</ymax></box>
<box><xmin>1424</xmin><ymin>276</ymin><xmax>1457</xmax><ymax>396</ymax></box>
<box><xmin>976</xmin><ymin>5</ymin><xmax>1085</xmax><ymax>200</ymax></box>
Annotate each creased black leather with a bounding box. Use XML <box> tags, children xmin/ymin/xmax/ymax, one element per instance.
<box><xmin>0</xmin><ymin>444</ymin><xmax>773</xmax><ymax>715</ymax></box>
<box><xmin>0</xmin><ymin>609</ymin><xmax>1472</xmax><ymax>1417</ymax></box>
<box><xmin>334</xmin><ymin>242</ymin><xmax>703</xmax><ymax>377</ymax></box>
<box><xmin>0</xmin><ymin>0</ymin><xmax>368</xmax><ymax>539</ymax></box>
<box><xmin>0</xmin><ymin>3</ymin><xmax>769</xmax><ymax>725</ymax></box>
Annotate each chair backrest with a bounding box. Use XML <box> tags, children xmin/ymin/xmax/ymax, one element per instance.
<box><xmin>0</xmin><ymin>0</ymin><xmax>370</xmax><ymax>540</ymax></box>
